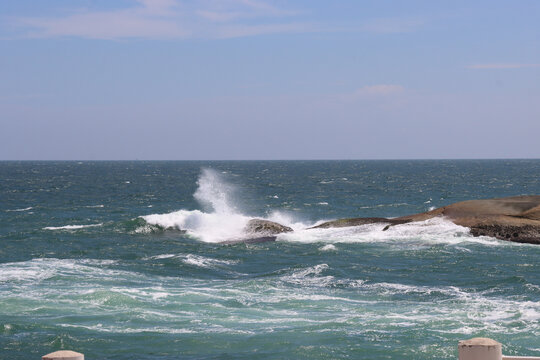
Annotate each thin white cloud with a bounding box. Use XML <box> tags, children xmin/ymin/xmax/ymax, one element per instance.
<box><xmin>467</xmin><ymin>63</ymin><xmax>540</xmax><ymax>70</ymax></box>
<box><xmin>362</xmin><ymin>17</ymin><xmax>424</xmax><ymax>34</ymax></box>
<box><xmin>335</xmin><ymin>85</ymin><xmax>406</xmax><ymax>103</ymax></box>
<box><xmin>353</xmin><ymin>84</ymin><xmax>405</xmax><ymax>96</ymax></box>
<box><xmin>14</xmin><ymin>0</ymin><xmax>310</xmax><ymax>40</ymax></box>
<box><xmin>10</xmin><ymin>1</ymin><xmax>427</xmax><ymax>40</ymax></box>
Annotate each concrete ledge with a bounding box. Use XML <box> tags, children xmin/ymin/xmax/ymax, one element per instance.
<box><xmin>42</xmin><ymin>350</ymin><xmax>84</xmax><ymax>360</ymax></box>
<box><xmin>459</xmin><ymin>338</ymin><xmax>502</xmax><ymax>360</ymax></box>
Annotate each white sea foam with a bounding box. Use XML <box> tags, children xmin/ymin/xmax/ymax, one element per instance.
<box><xmin>2</xmin><ymin>256</ymin><xmax>538</xmax><ymax>339</ymax></box>
<box><xmin>182</xmin><ymin>254</ymin><xmax>238</xmax><ymax>268</ymax></box>
<box><xmin>142</xmin><ymin>209</ymin><xmax>251</xmax><ymax>242</ymax></box>
<box><xmin>140</xmin><ymin>169</ymin><xmax>308</xmax><ymax>242</ymax></box>
<box><xmin>6</xmin><ymin>207</ymin><xmax>33</xmax><ymax>212</ymax></box>
<box><xmin>0</xmin><ymin>258</ymin><xmax>120</xmax><ymax>284</ymax></box>
<box><xmin>277</xmin><ymin>217</ymin><xmax>503</xmax><ymax>247</ymax></box>
<box><xmin>43</xmin><ymin>223</ymin><xmax>103</xmax><ymax>230</ymax></box>
<box><xmin>144</xmin><ymin>253</ymin><xmax>238</xmax><ymax>268</ymax></box>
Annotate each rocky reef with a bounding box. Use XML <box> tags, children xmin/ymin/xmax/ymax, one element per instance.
<box><xmin>312</xmin><ymin>195</ymin><xmax>540</xmax><ymax>245</ymax></box>
<box><xmin>220</xmin><ymin>196</ymin><xmax>540</xmax><ymax>245</ymax></box>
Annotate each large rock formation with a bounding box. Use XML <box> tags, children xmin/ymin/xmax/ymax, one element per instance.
<box><xmin>219</xmin><ymin>196</ymin><xmax>540</xmax><ymax>245</ymax></box>
<box><xmin>396</xmin><ymin>195</ymin><xmax>540</xmax><ymax>244</ymax></box>
<box><xmin>313</xmin><ymin>196</ymin><xmax>540</xmax><ymax>244</ymax></box>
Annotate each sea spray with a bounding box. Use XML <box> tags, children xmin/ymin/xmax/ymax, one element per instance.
<box><xmin>142</xmin><ymin>169</ymin><xmax>264</xmax><ymax>242</ymax></box>
<box><xmin>194</xmin><ymin>168</ymin><xmax>239</xmax><ymax>214</ymax></box>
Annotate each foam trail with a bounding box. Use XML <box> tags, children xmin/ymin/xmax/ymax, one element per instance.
<box><xmin>43</xmin><ymin>224</ymin><xmax>103</xmax><ymax>230</ymax></box>
<box><xmin>6</xmin><ymin>207</ymin><xmax>33</xmax><ymax>212</ymax></box>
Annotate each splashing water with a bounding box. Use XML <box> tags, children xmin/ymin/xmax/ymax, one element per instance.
<box><xmin>194</xmin><ymin>168</ymin><xmax>237</xmax><ymax>214</ymax></box>
<box><xmin>142</xmin><ymin>169</ymin><xmax>255</xmax><ymax>242</ymax></box>
<box><xmin>140</xmin><ymin>168</ymin><xmax>481</xmax><ymax>245</ymax></box>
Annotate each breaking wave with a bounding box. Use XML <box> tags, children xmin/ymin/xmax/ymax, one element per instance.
<box><xmin>138</xmin><ymin>168</ymin><xmax>502</xmax><ymax>246</ymax></box>
<box><xmin>140</xmin><ymin>168</ymin><xmax>305</xmax><ymax>243</ymax></box>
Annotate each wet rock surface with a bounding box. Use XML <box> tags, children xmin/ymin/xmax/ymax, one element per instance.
<box><xmin>244</xmin><ymin>219</ymin><xmax>293</xmax><ymax>235</ymax></box>
<box><xmin>310</xmin><ymin>217</ymin><xmax>411</xmax><ymax>229</ymax></box>
<box><xmin>313</xmin><ymin>196</ymin><xmax>540</xmax><ymax>244</ymax></box>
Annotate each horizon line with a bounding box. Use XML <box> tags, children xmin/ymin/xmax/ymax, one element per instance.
<box><xmin>1</xmin><ymin>158</ymin><xmax>539</xmax><ymax>162</ymax></box>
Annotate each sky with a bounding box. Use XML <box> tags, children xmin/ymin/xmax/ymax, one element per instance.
<box><xmin>1</xmin><ymin>0</ymin><xmax>539</xmax><ymax>160</ymax></box>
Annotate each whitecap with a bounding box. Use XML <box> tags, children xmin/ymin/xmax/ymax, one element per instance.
<box><xmin>6</xmin><ymin>207</ymin><xmax>33</xmax><ymax>212</ymax></box>
<box><xmin>143</xmin><ymin>253</ymin><xmax>238</xmax><ymax>269</ymax></box>
<box><xmin>43</xmin><ymin>223</ymin><xmax>103</xmax><ymax>230</ymax></box>
<box><xmin>181</xmin><ymin>254</ymin><xmax>239</xmax><ymax>268</ymax></box>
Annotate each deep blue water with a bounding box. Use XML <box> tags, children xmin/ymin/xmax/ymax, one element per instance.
<box><xmin>1</xmin><ymin>160</ymin><xmax>539</xmax><ymax>359</ymax></box>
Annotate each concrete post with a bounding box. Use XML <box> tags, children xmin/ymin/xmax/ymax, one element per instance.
<box><xmin>459</xmin><ymin>338</ymin><xmax>502</xmax><ymax>360</ymax></box>
<box><xmin>42</xmin><ymin>350</ymin><xmax>84</xmax><ymax>360</ymax></box>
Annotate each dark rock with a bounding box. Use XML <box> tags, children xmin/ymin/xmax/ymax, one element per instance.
<box><xmin>469</xmin><ymin>224</ymin><xmax>540</xmax><ymax>244</ymax></box>
<box><xmin>244</xmin><ymin>219</ymin><xmax>293</xmax><ymax>235</ymax></box>
<box><xmin>310</xmin><ymin>217</ymin><xmax>410</xmax><ymax>229</ymax></box>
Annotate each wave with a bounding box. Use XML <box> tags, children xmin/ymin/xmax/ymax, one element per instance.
<box><xmin>139</xmin><ymin>169</ymin><xmax>307</xmax><ymax>243</ymax></box>
<box><xmin>136</xmin><ymin>168</ymin><xmax>506</xmax><ymax>246</ymax></box>
<box><xmin>0</xmin><ymin>258</ymin><xmax>120</xmax><ymax>284</ymax></box>
<box><xmin>143</xmin><ymin>253</ymin><xmax>238</xmax><ymax>268</ymax></box>
<box><xmin>43</xmin><ymin>223</ymin><xmax>103</xmax><ymax>231</ymax></box>
<box><xmin>5</xmin><ymin>207</ymin><xmax>33</xmax><ymax>212</ymax></box>
<box><xmin>2</xmin><ymin>259</ymin><xmax>538</xmax><ymax>339</ymax></box>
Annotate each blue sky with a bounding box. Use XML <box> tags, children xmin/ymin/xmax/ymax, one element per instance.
<box><xmin>1</xmin><ymin>0</ymin><xmax>539</xmax><ymax>159</ymax></box>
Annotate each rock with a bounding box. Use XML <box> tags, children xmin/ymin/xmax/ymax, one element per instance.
<box><xmin>315</xmin><ymin>196</ymin><xmax>540</xmax><ymax>244</ymax></box>
<box><xmin>393</xmin><ymin>195</ymin><xmax>540</xmax><ymax>244</ymax></box>
<box><xmin>220</xmin><ymin>196</ymin><xmax>540</xmax><ymax>245</ymax></box>
<box><xmin>244</xmin><ymin>219</ymin><xmax>293</xmax><ymax>235</ymax></box>
<box><xmin>310</xmin><ymin>217</ymin><xmax>411</xmax><ymax>229</ymax></box>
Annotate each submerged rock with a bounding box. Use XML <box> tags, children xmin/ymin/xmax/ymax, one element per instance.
<box><xmin>220</xmin><ymin>236</ymin><xmax>277</xmax><ymax>245</ymax></box>
<box><xmin>244</xmin><ymin>219</ymin><xmax>293</xmax><ymax>235</ymax></box>
<box><xmin>311</xmin><ymin>217</ymin><xmax>410</xmax><ymax>229</ymax></box>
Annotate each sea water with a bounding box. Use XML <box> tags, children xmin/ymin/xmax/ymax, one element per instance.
<box><xmin>0</xmin><ymin>160</ymin><xmax>539</xmax><ymax>359</ymax></box>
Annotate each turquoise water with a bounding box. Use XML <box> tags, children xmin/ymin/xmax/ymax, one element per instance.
<box><xmin>1</xmin><ymin>160</ymin><xmax>539</xmax><ymax>359</ymax></box>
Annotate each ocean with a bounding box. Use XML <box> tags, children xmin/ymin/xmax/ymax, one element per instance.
<box><xmin>1</xmin><ymin>160</ymin><xmax>539</xmax><ymax>359</ymax></box>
